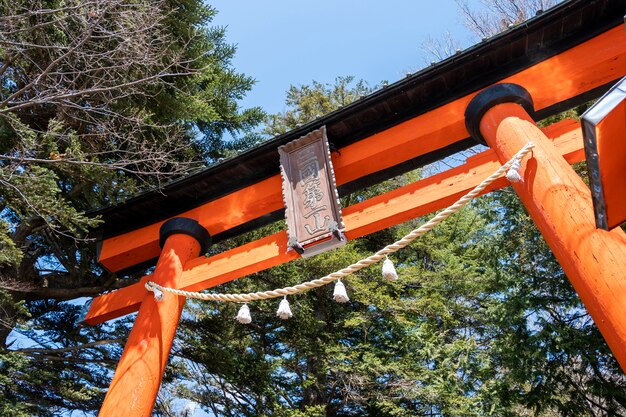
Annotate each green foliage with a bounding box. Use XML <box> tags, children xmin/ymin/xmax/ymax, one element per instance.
<box><xmin>0</xmin><ymin>1</ymin><xmax>264</xmax><ymax>415</ymax></box>
<box><xmin>474</xmin><ymin>190</ymin><xmax>626</xmax><ymax>416</ymax></box>
<box><xmin>0</xmin><ymin>352</ymin><xmax>35</xmax><ymax>417</ymax></box>
<box><xmin>0</xmin><ymin>220</ymin><xmax>21</xmax><ymax>266</ymax></box>
<box><xmin>0</xmin><ymin>0</ymin><xmax>263</xmax><ymax>298</ymax></box>
<box><xmin>0</xmin><ymin>296</ymin><xmax>133</xmax><ymax>415</ymax></box>
<box><xmin>263</xmin><ymin>76</ymin><xmax>379</xmax><ymax>136</ymax></box>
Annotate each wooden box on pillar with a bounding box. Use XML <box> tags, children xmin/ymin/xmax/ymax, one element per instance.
<box><xmin>582</xmin><ymin>77</ymin><xmax>626</xmax><ymax>230</ymax></box>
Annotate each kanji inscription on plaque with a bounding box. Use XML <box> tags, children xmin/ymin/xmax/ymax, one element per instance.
<box><xmin>279</xmin><ymin>126</ymin><xmax>345</xmax><ymax>258</ymax></box>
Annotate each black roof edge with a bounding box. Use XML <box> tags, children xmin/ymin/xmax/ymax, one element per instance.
<box><xmin>91</xmin><ymin>0</ymin><xmax>626</xmax><ymax>241</ymax></box>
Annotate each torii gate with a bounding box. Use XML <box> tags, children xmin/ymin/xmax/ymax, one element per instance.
<box><xmin>84</xmin><ymin>1</ymin><xmax>626</xmax><ymax>415</ymax></box>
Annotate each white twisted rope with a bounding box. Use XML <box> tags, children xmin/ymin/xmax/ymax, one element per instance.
<box><xmin>146</xmin><ymin>142</ymin><xmax>534</xmax><ymax>303</ymax></box>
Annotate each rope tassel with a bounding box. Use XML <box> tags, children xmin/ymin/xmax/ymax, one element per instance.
<box><xmin>152</xmin><ymin>287</ymin><xmax>164</xmax><ymax>302</ymax></box>
<box><xmin>145</xmin><ymin>281</ymin><xmax>164</xmax><ymax>302</ymax></box>
<box><xmin>236</xmin><ymin>304</ymin><xmax>252</xmax><ymax>324</ymax></box>
<box><xmin>382</xmin><ymin>256</ymin><xmax>398</xmax><ymax>281</ymax></box>
<box><xmin>506</xmin><ymin>159</ymin><xmax>522</xmax><ymax>183</ymax></box>
<box><xmin>276</xmin><ymin>297</ymin><xmax>293</xmax><ymax>320</ymax></box>
<box><xmin>333</xmin><ymin>280</ymin><xmax>350</xmax><ymax>303</ymax></box>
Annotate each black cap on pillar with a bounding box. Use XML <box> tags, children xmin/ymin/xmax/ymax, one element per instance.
<box><xmin>159</xmin><ymin>217</ymin><xmax>211</xmax><ymax>254</ymax></box>
<box><xmin>465</xmin><ymin>83</ymin><xmax>535</xmax><ymax>146</ymax></box>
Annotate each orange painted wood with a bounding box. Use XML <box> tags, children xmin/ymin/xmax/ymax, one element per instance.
<box><xmin>99</xmin><ymin>175</ymin><xmax>284</xmax><ymax>272</ymax></box>
<box><xmin>98</xmin><ymin>234</ymin><xmax>201</xmax><ymax>417</ymax></box>
<box><xmin>479</xmin><ymin>102</ymin><xmax>626</xmax><ymax>371</ymax></box>
<box><xmin>98</xmin><ymin>25</ymin><xmax>626</xmax><ymax>272</ymax></box>
<box><xmin>597</xmin><ymin>100</ymin><xmax>626</xmax><ymax>229</ymax></box>
<box><xmin>85</xmin><ymin>120</ymin><xmax>583</xmax><ymax>325</ymax></box>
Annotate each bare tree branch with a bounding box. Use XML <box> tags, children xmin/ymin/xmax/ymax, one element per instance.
<box><xmin>13</xmin><ymin>338</ymin><xmax>122</xmax><ymax>354</ymax></box>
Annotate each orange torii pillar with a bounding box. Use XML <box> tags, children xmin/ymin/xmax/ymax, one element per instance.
<box><xmin>465</xmin><ymin>84</ymin><xmax>626</xmax><ymax>370</ymax></box>
<box><xmin>98</xmin><ymin>218</ymin><xmax>210</xmax><ymax>416</ymax></box>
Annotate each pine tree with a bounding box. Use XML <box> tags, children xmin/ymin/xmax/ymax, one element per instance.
<box><xmin>0</xmin><ymin>1</ymin><xmax>264</xmax><ymax>414</ymax></box>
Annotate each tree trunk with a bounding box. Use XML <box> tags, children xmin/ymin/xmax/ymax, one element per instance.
<box><xmin>0</xmin><ymin>296</ymin><xmax>16</xmax><ymax>348</ymax></box>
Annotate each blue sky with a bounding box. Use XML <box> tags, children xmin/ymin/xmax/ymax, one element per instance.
<box><xmin>210</xmin><ymin>0</ymin><xmax>483</xmax><ymax>115</ymax></box>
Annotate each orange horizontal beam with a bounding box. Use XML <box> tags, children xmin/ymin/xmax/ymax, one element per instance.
<box><xmin>85</xmin><ymin>120</ymin><xmax>583</xmax><ymax>325</ymax></box>
<box><xmin>98</xmin><ymin>26</ymin><xmax>626</xmax><ymax>272</ymax></box>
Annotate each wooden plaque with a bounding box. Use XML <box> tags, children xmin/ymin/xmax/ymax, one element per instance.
<box><xmin>279</xmin><ymin>126</ymin><xmax>345</xmax><ymax>258</ymax></box>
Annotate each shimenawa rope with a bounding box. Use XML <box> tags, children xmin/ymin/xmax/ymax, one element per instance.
<box><xmin>146</xmin><ymin>142</ymin><xmax>534</xmax><ymax>304</ymax></box>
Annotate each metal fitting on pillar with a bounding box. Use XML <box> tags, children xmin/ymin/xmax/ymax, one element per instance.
<box><xmin>464</xmin><ymin>83</ymin><xmax>535</xmax><ymax>145</ymax></box>
<box><xmin>159</xmin><ymin>217</ymin><xmax>211</xmax><ymax>254</ymax></box>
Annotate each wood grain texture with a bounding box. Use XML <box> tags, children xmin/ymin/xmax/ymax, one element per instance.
<box><xmin>479</xmin><ymin>103</ymin><xmax>626</xmax><ymax>371</ymax></box>
<box><xmin>98</xmin><ymin>234</ymin><xmax>200</xmax><ymax>417</ymax></box>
